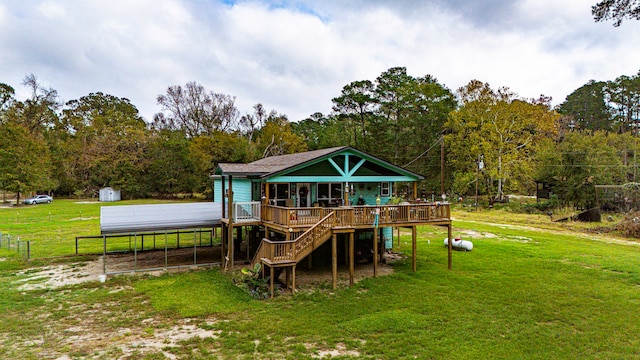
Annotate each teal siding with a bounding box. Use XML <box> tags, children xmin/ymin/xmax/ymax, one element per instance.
<box><xmin>213</xmin><ymin>179</ymin><xmax>223</xmax><ymax>202</ymax></box>
<box><xmin>213</xmin><ymin>178</ymin><xmax>253</xmax><ymax>203</ymax></box>
<box><xmin>231</xmin><ymin>179</ymin><xmax>252</xmax><ymax>202</ymax></box>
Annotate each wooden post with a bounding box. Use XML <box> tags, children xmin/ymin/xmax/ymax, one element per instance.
<box><xmin>285</xmin><ymin>267</ymin><xmax>290</xmax><ymax>292</ymax></box>
<box><xmin>292</xmin><ymin>265</ymin><xmax>296</xmax><ymax>292</ymax></box>
<box><xmin>227</xmin><ymin>175</ymin><xmax>234</xmax><ymax>270</ymax></box>
<box><xmin>221</xmin><ymin>176</ymin><xmax>226</xmax><ymax>219</ymax></box>
<box><xmin>413</xmin><ymin>182</ymin><xmax>418</xmax><ymax>201</ymax></box>
<box><xmin>236</xmin><ymin>226</ymin><xmax>242</xmax><ymax>261</ymax></box>
<box><xmin>373</xmin><ymin>227</ymin><xmax>378</xmax><ymax>277</ymax></box>
<box><xmin>344</xmin><ymin>235</ymin><xmax>349</xmax><ymax>265</ymax></box>
<box><xmin>412</xmin><ymin>226</ymin><xmax>417</xmax><ymax>272</ymax></box>
<box><xmin>349</xmin><ymin>232</ymin><xmax>354</xmax><ymax>286</ymax></box>
<box><xmin>447</xmin><ymin>222</ymin><xmax>453</xmax><ymax>270</ymax></box>
<box><xmin>269</xmin><ymin>265</ymin><xmax>274</xmax><ymax>298</ymax></box>
<box><xmin>332</xmin><ymin>233</ymin><xmax>338</xmax><ymax>289</ymax></box>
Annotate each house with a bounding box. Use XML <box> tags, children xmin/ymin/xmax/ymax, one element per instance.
<box><xmin>213</xmin><ymin>146</ymin><xmax>452</xmax><ymax>296</ymax></box>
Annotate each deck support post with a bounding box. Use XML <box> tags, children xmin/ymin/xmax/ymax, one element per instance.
<box><xmin>412</xmin><ymin>226</ymin><xmax>417</xmax><ymax>272</ymax></box>
<box><xmin>226</xmin><ymin>176</ymin><xmax>234</xmax><ymax>270</ymax></box>
<box><xmin>269</xmin><ymin>265</ymin><xmax>275</xmax><ymax>298</ymax></box>
<box><xmin>447</xmin><ymin>221</ymin><xmax>452</xmax><ymax>270</ymax></box>
<box><xmin>332</xmin><ymin>233</ymin><xmax>337</xmax><ymax>290</ymax></box>
<box><xmin>292</xmin><ymin>265</ymin><xmax>296</xmax><ymax>292</ymax></box>
<box><xmin>349</xmin><ymin>232</ymin><xmax>354</xmax><ymax>286</ymax></box>
<box><xmin>373</xmin><ymin>227</ymin><xmax>378</xmax><ymax>277</ymax></box>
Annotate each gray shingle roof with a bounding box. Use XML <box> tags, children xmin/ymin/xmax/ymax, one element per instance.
<box><xmin>217</xmin><ymin>146</ymin><xmax>347</xmax><ymax>177</ymax></box>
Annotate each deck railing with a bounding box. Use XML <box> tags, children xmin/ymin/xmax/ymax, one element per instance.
<box><xmin>261</xmin><ymin>203</ymin><xmax>450</xmax><ymax>228</ymax></box>
<box><xmin>252</xmin><ymin>211</ymin><xmax>335</xmax><ymax>265</ymax></box>
<box><xmin>234</xmin><ymin>201</ymin><xmax>261</xmax><ymax>223</ymax></box>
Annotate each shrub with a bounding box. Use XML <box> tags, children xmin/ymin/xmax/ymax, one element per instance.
<box><xmin>617</xmin><ymin>211</ymin><xmax>640</xmax><ymax>238</ymax></box>
<box><xmin>234</xmin><ymin>263</ymin><xmax>272</xmax><ymax>299</ymax></box>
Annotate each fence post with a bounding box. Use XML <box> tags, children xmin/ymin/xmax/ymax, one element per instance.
<box><xmin>75</xmin><ymin>237</ymin><xmax>79</xmax><ymax>256</ymax></box>
<box><xmin>27</xmin><ymin>241</ymin><xmax>30</xmax><ymax>260</ymax></box>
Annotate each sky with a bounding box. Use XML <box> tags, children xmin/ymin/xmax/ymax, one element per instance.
<box><xmin>1</xmin><ymin>0</ymin><xmax>639</xmax><ymax>122</ymax></box>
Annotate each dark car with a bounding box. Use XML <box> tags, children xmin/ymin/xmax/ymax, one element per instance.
<box><xmin>23</xmin><ymin>195</ymin><xmax>53</xmax><ymax>205</ymax></box>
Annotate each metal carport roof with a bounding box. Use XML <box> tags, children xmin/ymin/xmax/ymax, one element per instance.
<box><xmin>100</xmin><ymin>202</ymin><xmax>222</xmax><ymax>235</ymax></box>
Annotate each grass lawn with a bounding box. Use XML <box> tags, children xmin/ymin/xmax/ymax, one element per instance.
<box><xmin>0</xmin><ymin>204</ymin><xmax>639</xmax><ymax>359</ymax></box>
<box><xmin>0</xmin><ymin>199</ymin><xmax>204</xmax><ymax>257</ymax></box>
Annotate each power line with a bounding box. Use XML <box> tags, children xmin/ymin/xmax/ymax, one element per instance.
<box><xmin>403</xmin><ymin>135</ymin><xmax>442</xmax><ymax>167</ymax></box>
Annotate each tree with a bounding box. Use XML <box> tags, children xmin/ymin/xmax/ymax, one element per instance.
<box><xmin>605</xmin><ymin>72</ymin><xmax>640</xmax><ymax>133</ymax></box>
<box><xmin>446</xmin><ymin>81</ymin><xmax>559</xmax><ymax>199</ymax></box>
<box><xmin>0</xmin><ymin>121</ymin><xmax>56</xmax><ymax>204</ymax></box>
<box><xmin>593</xmin><ymin>0</ymin><xmax>640</xmax><ymax>26</ymax></box>
<box><xmin>0</xmin><ymin>83</ymin><xmax>15</xmax><ymax>113</ymax></box>
<box><xmin>254</xmin><ymin>114</ymin><xmax>307</xmax><ymax>158</ymax></box>
<box><xmin>154</xmin><ymin>82</ymin><xmax>240</xmax><ymax>137</ymax></box>
<box><xmin>292</xmin><ymin>113</ymin><xmax>351</xmax><ymax>150</ymax></box>
<box><xmin>16</xmin><ymin>74</ymin><xmax>60</xmax><ymax>132</ymax></box>
<box><xmin>557</xmin><ymin>80</ymin><xmax>612</xmax><ymax>132</ymax></box>
<box><xmin>144</xmin><ymin>129</ymin><xmax>196</xmax><ymax>196</ymax></box>
<box><xmin>56</xmin><ymin>93</ymin><xmax>148</xmax><ymax>196</ymax></box>
<box><xmin>239</xmin><ymin>103</ymin><xmax>270</xmax><ymax>142</ymax></box>
<box><xmin>331</xmin><ymin>80</ymin><xmax>377</xmax><ymax>151</ymax></box>
<box><xmin>535</xmin><ymin>131</ymin><xmax>626</xmax><ymax>208</ymax></box>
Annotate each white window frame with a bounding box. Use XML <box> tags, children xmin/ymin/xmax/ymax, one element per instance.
<box><xmin>380</xmin><ymin>182</ymin><xmax>391</xmax><ymax>197</ymax></box>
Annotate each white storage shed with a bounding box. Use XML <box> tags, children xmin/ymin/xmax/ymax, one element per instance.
<box><xmin>99</xmin><ymin>187</ymin><xmax>121</xmax><ymax>202</ymax></box>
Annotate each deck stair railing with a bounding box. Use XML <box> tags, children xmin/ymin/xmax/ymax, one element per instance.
<box><xmin>252</xmin><ymin>211</ymin><xmax>335</xmax><ymax>266</ymax></box>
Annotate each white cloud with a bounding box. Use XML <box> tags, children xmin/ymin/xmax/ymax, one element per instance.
<box><xmin>1</xmin><ymin>0</ymin><xmax>639</xmax><ymax>121</ymax></box>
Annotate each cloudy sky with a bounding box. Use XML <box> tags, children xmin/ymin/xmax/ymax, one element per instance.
<box><xmin>1</xmin><ymin>0</ymin><xmax>639</xmax><ymax>122</ymax></box>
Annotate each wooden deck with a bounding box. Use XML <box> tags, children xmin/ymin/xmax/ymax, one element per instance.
<box><xmin>222</xmin><ymin>202</ymin><xmax>452</xmax><ymax>296</ymax></box>
<box><xmin>261</xmin><ymin>203</ymin><xmax>450</xmax><ymax>231</ymax></box>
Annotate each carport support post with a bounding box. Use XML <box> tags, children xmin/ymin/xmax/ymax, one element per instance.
<box><xmin>193</xmin><ymin>230</ymin><xmax>197</xmax><ymax>265</ymax></box>
<box><xmin>164</xmin><ymin>232</ymin><xmax>168</xmax><ymax>270</ymax></box>
<box><xmin>134</xmin><ymin>234</ymin><xmax>138</xmax><ymax>271</ymax></box>
<box><xmin>102</xmin><ymin>235</ymin><xmax>106</xmax><ymax>274</ymax></box>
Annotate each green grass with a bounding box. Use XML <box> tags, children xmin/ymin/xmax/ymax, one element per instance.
<box><xmin>0</xmin><ymin>207</ymin><xmax>639</xmax><ymax>358</ymax></box>
<box><xmin>0</xmin><ymin>199</ymin><xmax>207</xmax><ymax>258</ymax></box>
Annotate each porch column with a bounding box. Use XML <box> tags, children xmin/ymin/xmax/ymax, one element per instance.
<box><xmin>412</xmin><ymin>226</ymin><xmax>417</xmax><ymax>272</ymax></box>
<box><xmin>332</xmin><ymin>233</ymin><xmax>338</xmax><ymax>289</ymax></box>
<box><xmin>349</xmin><ymin>232</ymin><xmax>354</xmax><ymax>286</ymax></box>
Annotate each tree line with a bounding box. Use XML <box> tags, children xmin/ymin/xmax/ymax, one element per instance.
<box><xmin>1</xmin><ymin>68</ymin><xmax>640</xmax><ymax>208</ymax></box>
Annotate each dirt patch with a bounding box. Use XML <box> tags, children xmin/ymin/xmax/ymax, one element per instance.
<box><xmin>113</xmin><ymin>319</ymin><xmax>220</xmax><ymax>359</ymax></box>
<box><xmin>104</xmin><ymin>246</ymin><xmax>223</xmax><ymax>274</ymax></box>
<box><xmin>14</xmin><ymin>259</ymin><xmax>104</xmax><ymax>290</ymax></box>
<box><xmin>312</xmin><ymin>342</ymin><xmax>361</xmax><ymax>358</ymax></box>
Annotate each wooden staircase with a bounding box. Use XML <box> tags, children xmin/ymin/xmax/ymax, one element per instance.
<box><xmin>251</xmin><ymin>211</ymin><xmax>336</xmax><ymax>268</ymax></box>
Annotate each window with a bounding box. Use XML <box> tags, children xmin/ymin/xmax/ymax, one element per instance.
<box><xmin>317</xmin><ymin>183</ymin><xmax>343</xmax><ymax>206</ymax></box>
<box><xmin>268</xmin><ymin>183</ymin><xmax>290</xmax><ymax>206</ymax></box>
<box><xmin>380</xmin><ymin>182</ymin><xmax>390</xmax><ymax>197</ymax></box>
